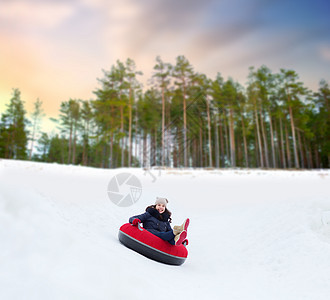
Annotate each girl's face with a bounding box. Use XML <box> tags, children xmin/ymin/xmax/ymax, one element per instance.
<box><xmin>156</xmin><ymin>203</ymin><xmax>166</xmax><ymax>214</ymax></box>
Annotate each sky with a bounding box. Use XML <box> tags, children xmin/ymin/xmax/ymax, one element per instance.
<box><xmin>0</xmin><ymin>0</ymin><xmax>330</xmax><ymax>132</ymax></box>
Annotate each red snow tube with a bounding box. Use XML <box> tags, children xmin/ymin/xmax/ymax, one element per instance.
<box><xmin>118</xmin><ymin>223</ymin><xmax>188</xmax><ymax>265</ymax></box>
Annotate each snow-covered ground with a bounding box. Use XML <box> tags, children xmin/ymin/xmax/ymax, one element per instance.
<box><xmin>1</xmin><ymin>159</ymin><xmax>330</xmax><ymax>300</ymax></box>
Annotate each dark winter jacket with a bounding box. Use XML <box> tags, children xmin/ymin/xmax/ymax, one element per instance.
<box><xmin>129</xmin><ymin>207</ymin><xmax>172</xmax><ymax>235</ymax></box>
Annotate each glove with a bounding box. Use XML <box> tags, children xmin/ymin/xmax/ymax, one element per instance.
<box><xmin>132</xmin><ymin>218</ymin><xmax>141</xmax><ymax>226</ymax></box>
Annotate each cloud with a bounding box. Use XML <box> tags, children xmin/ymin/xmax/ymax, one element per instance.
<box><xmin>101</xmin><ymin>0</ymin><xmax>216</xmax><ymax>58</ymax></box>
<box><xmin>319</xmin><ymin>45</ymin><xmax>330</xmax><ymax>62</ymax></box>
<box><xmin>1</xmin><ymin>0</ymin><xmax>329</xmax><ymax>122</ymax></box>
<box><xmin>80</xmin><ymin>0</ymin><xmax>330</xmax><ymax>89</ymax></box>
<box><xmin>0</xmin><ymin>32</ymin><xmax>99</xmax><ymax>116</ymax></box>
<box><xmin>186</xmin><ymin>20</ymin><xmax>263</xmax><ymax>61</ymax></box>
<box><xmin>98</xmin><ymin>0</ymin><xmax>272</xmax><ymax>69</ymax></box>
<box><xmin>0</xmin><ymin>0</ymin><xmax>75</xmax><ymax>30</ymax></box>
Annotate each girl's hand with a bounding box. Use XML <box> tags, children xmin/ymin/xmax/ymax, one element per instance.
<box><xmin>132</xmin><ymin>218</ymin><xmax>141</xmax><ymax>226</ymax></box>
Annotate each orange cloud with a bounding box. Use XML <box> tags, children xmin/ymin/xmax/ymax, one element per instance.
<box><xmin>0</xmin><ymin>33</ymin><xmax>98</xmax><ymax>118</ymax></box>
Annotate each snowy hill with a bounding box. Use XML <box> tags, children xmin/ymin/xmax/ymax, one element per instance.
<box><xmin>1</xmin><ymin>159</ymin><xmax>330</xmax><ymax>300</ymax></box>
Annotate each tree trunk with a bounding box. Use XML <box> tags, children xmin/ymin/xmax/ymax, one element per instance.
<box><xmin>219</xmin><ymin>115</ymin><xmax>225</xmax><ymax>168</ymax></box>
<box><xmin>259</xmin><ymin>108</ymin><xmax>269</xmax><ymax>168</ymax></box>
<box><xmin>254</xmin><ymin>104</ymin><xmax>264</xmax><ymax>168</ymax></box>
<box><xmin>100</xmin><ymin>145</ymin><xmax>105</xmax><ymax>168</ymax></box>
<box><xmin>177</xmin><ymin>128</ymin><xmax>182</xmax><ymax>167</ymax></box>
<box><xmin>29</xmin><ymin>117</ymin><xmax>37</xmax><ymax>160</ymax></box>
<box><xmin>82</xmin><ymin>120</ymin><xmax>88</xmax><ymax>166</ymax></box>
<box><xmin>307</xmin><ymin>141</ymin><xmax>313</xmax><ymax>168</ymax></box>
<box><xmin>61</xmin><ymin>138</ymin><xmax>65</xmax><ymax>164</ymax></box>
<box><xmin>268</xmin><ymin>112</ymin><xmax>276</xmax><ymax>168</ymax></box>
<box><xmin>193</xmin><ymin>140</ymin><xmax>198</xmax><ymax>168</ymax></box>
<box><xmin>214</xmin><ymin>114</ymin><xmax>220</xmax><ymax>168</ymax></box>
<box><xmin>199</xmin><ymin>127</ymin><xmax>203</xmax><ymax>167</ymax></box>
<box><xmin>287</xmin><ymin>93</ymin><xmax>299</xmax><ymax>168</ymax></box>
<box><xmin>72</xmin><ymin>120</ymin><xmax>77</xmax><ymax>164</ymax></box>
<box><xmin>161</xmin><ymin>86</ymin><xmax>165</xmax><ymax>167</ymax></box>
<box><xmin>82</xmin><ymin>139</ymin><xmax>86</xmax><ymax>165</ymax></box>
<box><xmin>109</xmin><ymin>132</ymin><xmax>113</xmax><ymax>168</ymax></box>
<box><xmin>154</xmin><ymin>128</ymin><xmax>157</xmax><ymax>166</ymax></box>
<box><xmin>303</xmin><ymin>135</ymin><xmax>311</xmax><ymax>168</ymax></box>
<box><xmin>297</xmin><ymin>130</ymin><xmax>305</xmax><ymax>168</ymax></box>
<box><xmin>119</xmin><ymin>88</ymin><xmax>124</xmax><ymax>167</ymax></box>
<box><xmin>128</xmin><ymin>84</ymin><xmax>133</xmax><ymax>167</ymax></box>
<box><xmin>206</xmin><ymin>97</ymin><xmax>213</xmax><ymax>167</ymax></box>
<box><xmin>11</xmin><ymin>122</ymin><xmax>16</xmax><ymax>158</ymax></box>
<box><xmin>284</xmin><ymin>121</ymin><xmax>292</xmax><ymax>168</ymax></box>
<box><xmin>237</xmin><ymin>133</ymin><xmax>242</xmax><ymax>166</ymax></box>
<box><xmin>223</xmin><ymin>112</ymin><xmax>230</xmax><ymax>167</ymax></box>
<box><xmin>68</xmin><ymin>121</ymin><xmax>72</xmax><ymax>164</ymax></box>
<box><xmin>274</xmin><ymin>119</ymin><xmax>280</xmax><ymax>168</ymax></box>
<box><xmin>166</xmin><ymin>96</ymin><xmax>171</xmax><ymax>167</ymax></box>
<box><xmin>86</xmin><ymin>119</ymin><xmax>90</xmax><ymax>165</ymax></box>
<box><xmin>5</xmin><ymin>131</ymin><xmax>10</xmax><ymax>158</ymax></box>
<box><xmin>314</xmin><ymin>146</ymin><xmax>320</xmax><ymax>168</ymax></box>
<box><xmin>254</xmin><ymin>125</ymin><xmax>259</xmax><ymax>167</ymax></box>
<box><xmin>173</xmin><ymin>144</ymin><xmax>178</xmax><ymax>168</ymax></box>
<box><xmin>183</xmin><ymin>78</ymin><xmax>188</xmax><ymax>167</ymax></box>
<box><xmin>229</xmin><ymin>107</ymin><xmax>236</xmax><ymax>167</ymax></box>
<box><xmin>139</xmin><ymin>131</ymin><xmax>143</xmax><ymax>167</ymax></box>
<box><xmin>241</xmin><ymin>113</ymin><xmax>249</xmax><ymax>168</ymax></box>
<box><xmin>279</xmin><ymin>117</ymin><xmax>286</xmax><ymax>168</ymax></box>
<box><xmin>143</xmin><ymin>131</ymin><xmax>147</xmax><ymax>168</ymax></box>
<box><xmin>135</xmin><ymin>107</ymin><xmax>138</xmax><ymax>167</ymax></box>
<box><xmin>173</xmin><ymin>128</ymin><xmax>179</xmax><ymax>167</ymax></box>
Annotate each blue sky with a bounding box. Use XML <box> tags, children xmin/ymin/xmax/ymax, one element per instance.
<box><xmin>0</xmin><ymin>0</ymin><xmax>329</xmax><ymax>128</ymax></box>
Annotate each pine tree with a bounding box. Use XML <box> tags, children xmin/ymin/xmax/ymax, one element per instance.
<box><xmin>236</xmin><ymin>87</ymin><xmax>250</xmax><ymax>168</ymax></box>
<box><xmin>70</xmin><ymin>100</ymin><xmax>80</xmax><ymax>164</ymax></box>
<box><xmin>211</xmin><ymin>73</ymin><xmax>225</xmax><ymax>167</ymax></box>
<box><xmin>0</xmin><ymin>88</ymin><xmax>28</xmax><ymax>159</ymax></box>
<box><xmin>57</xmin><ymin>99</ymin><xmax>81</xmax><ymax>164</ymax></box>
<box><xmin>37</xmin><ymin>132</ymin><xmax>50</xmax><ymax>161</ymax></box>
<box><xmin>94</xmin><ymin>65</ymin><xmax>126</xmax><ymax>168</ymax></box>
<box><xmin>190</xmin><ymin>73</ymin><xmax>213</xmax><ymax>167</ymax></box>
<box><xmin>153</xmin><ymin>56</ymin><xmax>172</xmax><ymax>167</ymax></box>
<box><xmin>125</xmin><ymin>58</ymin><xmax>142</xmax><ymax>167</ymax></box>
<box><xmin>47</xmin><ymin>134</ymin><xmax>68</xmax><ymax>164</ymax></box>
<box><xmin>80</xmin><ymin>100</ymin><xmax>93</xmax><ymax>166</ymax></box>
<box><xmin>113</xmin><ymin>60</ymin><xmax>128</xmax><ymax>166</ymax></box>
<box><xmin>313</xmin><ymin>80</ymin><xmax>330</xmax><ymax>167</ymax></box>
<box><xmin>173</xmin><ymin>55</ymin><xmax>194</xmax><ymax>167</ymax></box>
<box><xmin>137</xmin><ymin>88</ymin><xmax>161</xmax><ymax>167</ymax></box>
<box><xmin>279</xmin><ymin>69</ymin><xmax>309</xmax><ymax>168</ymax></box>
<box><xmin>29</xmin><ymin>98</ymin><xmax>44</xmax><ymax>160</ymax></box>
<box><xmin>222</xmin><ymin>79</ymin><xmax>238</xmax><ymax>167</ymax></box>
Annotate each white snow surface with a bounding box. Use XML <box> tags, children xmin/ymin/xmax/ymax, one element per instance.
<box><xmin>1</xmin><ymin>159</ymin><xmax>330</xmax><ymax>300</ymax></box>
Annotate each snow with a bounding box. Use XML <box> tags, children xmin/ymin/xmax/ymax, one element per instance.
<box><xmin>1</xmin><ymin>159</ymin><xmax>330</xmax><ymax>300</ymax></box>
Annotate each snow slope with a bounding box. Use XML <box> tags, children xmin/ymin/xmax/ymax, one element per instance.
<box><xmin>1</xmin><ymin>159</ymin><xmax>330</xmax><ymax>300</ymax></box>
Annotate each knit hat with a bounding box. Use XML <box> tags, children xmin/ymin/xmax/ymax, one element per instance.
<box><xmin>155</xmin><ymin>197</ymin><xmax>168</xmax><ymax>207</ymax></box>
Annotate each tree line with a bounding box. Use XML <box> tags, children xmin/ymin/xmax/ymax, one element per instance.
<box><xmin>1</xmin><ymin>56</ymin><xmax>329</xmax><ymax>169</ymax></box>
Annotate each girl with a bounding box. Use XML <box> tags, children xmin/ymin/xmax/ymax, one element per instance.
<box><xmin>129</xmin><ymin>197</ymin><xmax>189</xmax><ymax>246</ymax></box>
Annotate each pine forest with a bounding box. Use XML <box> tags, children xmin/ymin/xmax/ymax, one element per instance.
<box><xmin>1</xmin><ymin>56</ymin><xmax>329</xmax><ymax>169</ymax></box>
